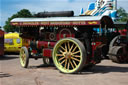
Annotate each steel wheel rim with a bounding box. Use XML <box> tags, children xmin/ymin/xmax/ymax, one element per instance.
<box><xmin>20</xmin><ymin>48</ymin><xmax>26</xmax><ymax>67</ymax></box>
<box><xmin>53</xmin><ymin>39</ymin><xmax>83</xmax><ymax>73</ymax></box>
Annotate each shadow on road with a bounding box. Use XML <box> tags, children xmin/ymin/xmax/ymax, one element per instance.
<box><xmin>0</xmin><ymin>55</ymin><xmax>18</xmax><ymax>60</ymax></box>
<box><xmin>79</xmin><ymin>65</ymin><xmax>128</xmax><ymax>74</ymax></box>
<box><xmin>28</xmin><ymin>64</ymin><xmax>55</xmax><ymax>69</ymax></box>
<box><xmin>0</xmin><ymin>72</ymin><xmax>12</xmax><ymax>78</ymax></box>
<box><xmin>27</xmin><ymin>63</ymin><xmax>128</xmax><ymax>75</ymax></box>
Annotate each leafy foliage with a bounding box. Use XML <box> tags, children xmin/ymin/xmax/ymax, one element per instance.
<box><xmin>4</xmin><ymin>9</ymin><xmax>32</xmax><ymax>32</ymax></box>
<box><xmin>117</xmin><ymin>7</ymin><xmax>128</xmax><ymax>22</ymax></box>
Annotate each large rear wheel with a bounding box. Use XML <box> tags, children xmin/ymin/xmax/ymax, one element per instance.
<box><xmin>20</xmin><ymin>47</ymin><xmax>29</xmax><ymax>68</ymax></box>
<box><xmin>52</xmin><ymin>38</ymin><xmax>87</xmax><ymax>74</ymax></box>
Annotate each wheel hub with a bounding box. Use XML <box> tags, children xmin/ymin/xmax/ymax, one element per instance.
<box><xmin>65</xmin><ymin>52</ymin><xmax>72</xmax><ymax>59</ymax></box>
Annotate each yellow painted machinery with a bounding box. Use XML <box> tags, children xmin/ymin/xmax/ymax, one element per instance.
<box><xmin>4</xmin><ymin>32</ymin><xmax>22</xmax><ymax>53</ymax></box>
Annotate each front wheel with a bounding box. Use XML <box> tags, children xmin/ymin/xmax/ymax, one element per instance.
<box><xmin>52</xmin><ymin>38</ymin><xmax>87</xmax><ymax>74</ymax></box>
<box><xmin>20</xmin><ymin>47</ymin><xmax>29</xmax><ymax>68</ymax></box>
<box><xmin>43</xmin><ymin>57</ymin><xmax>53</xmax><ymax>66</ymax></box>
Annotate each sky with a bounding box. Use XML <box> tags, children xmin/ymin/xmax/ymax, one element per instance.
<box><xmin>0</xmin><ymin>0</ymin><xmax>128</xmax><ymax>27</ymax></box>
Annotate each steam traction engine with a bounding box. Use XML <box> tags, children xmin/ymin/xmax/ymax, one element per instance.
<box><xmin>11</xmin><ymin>13</ymin><xmax>122</xmax><ymax>74</ymax></box>
<box><xmin>10</xmin><ymin>0</ymin><xmax>128</xmax><ymax>74</ymax></box>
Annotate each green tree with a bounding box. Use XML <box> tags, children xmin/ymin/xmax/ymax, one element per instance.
<box><xmin>4</xmin><ymin>9</ymin><xmax>32</xmax><ymax>32</ymax></box>
<box><xmin>117</xmin><ymin>7</ymin><xmax>128</xmax><ymax>22</ymax></box>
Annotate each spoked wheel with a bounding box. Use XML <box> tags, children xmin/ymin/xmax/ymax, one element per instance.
<box><xmin>43</xmin><ymin>57</ymin><xmax>53</xmax><ymax>65</ymax></box>
<box><xmin>20</xmin><ymin>47</ymin><xmax>29</xmax><ymax>68</ymax></box>
<box><xmin>52</xmin><ymin>38</ymin><xmax>87</xmax><ymax>74</ymax></box>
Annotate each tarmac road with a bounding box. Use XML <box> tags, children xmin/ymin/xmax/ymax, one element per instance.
<box><xmin>0</xmin><ymin>55</ymin><xmax>128</xmax><ymax>85</ymax></box>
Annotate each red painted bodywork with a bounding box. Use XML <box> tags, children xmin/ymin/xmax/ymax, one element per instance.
<box><xmin>37</xmin><ymin>41</ymin><xmax>56</xmax><ymax>49</ymax></box>
<box><xmin>11</xmin><ymin>21</ymin><xmax>100</xmax><ymax>26</ymax></box>
<box><xmin>37</xmin><ymin>40</ymin><xmax>102</xmax><ymax>60</ymax></box>
<box><xmin>85</xmin><ymin>42</ymin><xmax>102</xmax><ymax>64</ymax></box>
<box><xmin>0</xmin><ymin>30</ymin><xmax>4</xmax><ymax>56</ymax></box>
<box><xmin>119</xmin><ymin>29</ymin><xmax>127</xmax><ymax>36</ymax></box>
<box><xmin>32</xmin><ymin>50</ymin><xmax>37</xmax><ymax>54</ymax></box>
<box><xmin>43</xmin><ymin>48</ymin><xmax>52</xmax><ymax>58</ymax></box>
<box><xmin>56</xmin><ymin>28</ymin><xmax>75</xmax><ymax>40</ymax></box>
<box><xmin>91</xmin><ymin>42</ymin><xmax>102</xmax><ymax>57</ymax></box>
<box><xmin>92</xmin><ymin>42</ymin><xmax>102</xmax><ymax>50</ymax></box>
<box><xmin>50</xmin><ymin>42</ymin><xmax>56</xmax><ymax>48</ymax></box>
<box><xmin>56</xmin><ymin>34</ymin><xmax>75</xmax><ymax>40</ymax></box>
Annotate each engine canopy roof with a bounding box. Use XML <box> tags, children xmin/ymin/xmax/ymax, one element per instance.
<box><xmin>11</xmin><ymin>16</ymin><xmax>114</xmax><ymax>28</ymax></box>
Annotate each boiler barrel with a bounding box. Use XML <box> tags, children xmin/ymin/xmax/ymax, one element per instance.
<box><xmin>35</xmin><ymin>11</ymin><xmax>74</xmax><ymax>17</ymax></box>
